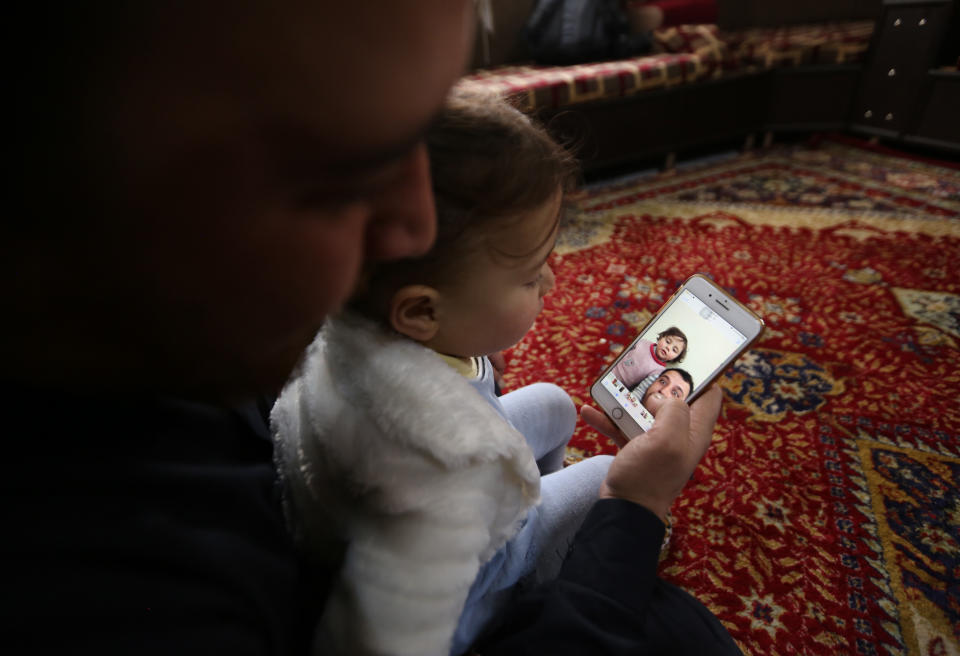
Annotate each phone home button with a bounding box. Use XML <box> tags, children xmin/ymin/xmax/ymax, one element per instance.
<box><xmin>612</xmin><ymin>408</ymin><xmax>624</xmax><ymax>419</ymax></box>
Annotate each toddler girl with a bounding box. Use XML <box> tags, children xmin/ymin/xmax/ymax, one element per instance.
<box><xmin>613</xmin><ymin>326</ymin><xmax>688</xmax><ymax>388</ymax></box>
<box><xmin>272</xmin><ymin>88</ymin><xmax>612</xmax><ymax>656</ymax></box>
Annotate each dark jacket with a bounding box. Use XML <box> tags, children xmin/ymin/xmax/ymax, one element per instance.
<box><xmin>5</xmin><ymin>388</ymin><xmax>739</xmax><ymax>655</ymax></box>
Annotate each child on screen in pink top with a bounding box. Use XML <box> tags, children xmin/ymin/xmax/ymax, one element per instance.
<box><xmin>612</xmin><ymin>326</ymin><xmax>688</xmax><ymax>388</ymax></box>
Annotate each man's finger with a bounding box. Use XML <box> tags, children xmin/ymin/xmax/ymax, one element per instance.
<box><xmin>644</xmin><ymin>398</ymin><xmax>690</xmax><ymax>445</ymax></box>
<box><xmin>688</xmin><ymin>385</ymin><xmax>722</xmax><ymax>457</ymax></box>
<box><xmin>580</xmin><ymin>405</ymin><xmax>628</xmax><ymax>448</ymax></box>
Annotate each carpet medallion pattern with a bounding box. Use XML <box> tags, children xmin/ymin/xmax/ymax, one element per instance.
<box><xmin>504</xmin><ymin>140</ymin><xmax>960</xmax><ymax>654</ymax></box>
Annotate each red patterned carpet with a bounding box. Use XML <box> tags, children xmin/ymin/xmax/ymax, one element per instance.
<box><xmin>503</xmin><ymin>138</ymin><xmax>960</xmax><ymax>655</ymax></box>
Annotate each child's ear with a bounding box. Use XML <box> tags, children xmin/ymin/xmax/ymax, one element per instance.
<box><xmin>389</xmin><ymin>285</ymin><xmax>441</xmax><ymax>342</ymax></box>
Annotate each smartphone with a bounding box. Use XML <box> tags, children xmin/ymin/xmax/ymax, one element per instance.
<box><xmin>590</xmin><ymin>273</ymin><xmax>764</xmax><ymax>439</ymax></box>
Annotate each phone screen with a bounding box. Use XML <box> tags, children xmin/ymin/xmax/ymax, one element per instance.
<box><xmin>598</xmin><ymin>288</ymin><xmax>749</xmax><ymax>432</ymax></box>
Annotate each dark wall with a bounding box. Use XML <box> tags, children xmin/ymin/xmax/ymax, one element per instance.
<box><xmin>717</xmin><ymin>0</ymin><xmax>882</xmax><ymax>29</ymax></box>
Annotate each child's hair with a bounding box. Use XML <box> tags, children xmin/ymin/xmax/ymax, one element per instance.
<box><xmin>350</xmin><ymin>86</ymin><xmax>578</xmax><ymax>321</ymax></box>
<box><xmin>657</xmin><ymin>326</ymin><xmax>688</xmax><ymax>362</ymax></box>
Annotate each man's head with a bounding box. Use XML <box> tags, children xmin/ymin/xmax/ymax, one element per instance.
<box><xmin>641</xmin><ymin>369</ymin><xmax>694</xmax><ymax>416</ymax></box>
<box><xmin>7</xmin><ymin>1</ymin><xmax>475</xmax><ymax>398</ymax></box>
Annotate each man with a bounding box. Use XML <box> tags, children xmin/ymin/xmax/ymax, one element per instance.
<box><xmin>6</xmin><ymin>2</ymin><xmax>739</xmax><ymax>654</ymax></box>
<box><xmin>639</xmin><ymin>368</ymin><xmax>695</xmax><ymax>417</ymax></box>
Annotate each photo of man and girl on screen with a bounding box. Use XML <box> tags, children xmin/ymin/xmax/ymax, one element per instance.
<box><xmin>600</xmin><ymin>289</ymin><xmax>748</xmax><ymax>431</ymax></box>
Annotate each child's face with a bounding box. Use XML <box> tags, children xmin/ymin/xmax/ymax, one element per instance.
<box><xmin>426</xmin><ymin>190</ymin><xmax>562</xmax><ymax>357</ymax></box>
<box><xmin>655</xmin><ymin>334</ymin><xmax>685</xmax><ymax>362</ymax></box>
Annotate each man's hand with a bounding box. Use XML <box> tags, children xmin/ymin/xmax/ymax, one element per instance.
<box><xmin>581</xmin><ymin>385</ymin><xmax>722</xmax><ymax>524</ymax></box>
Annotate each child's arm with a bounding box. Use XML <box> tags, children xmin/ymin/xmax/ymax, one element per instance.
<box><xmin>316</xmin><ymin>448</ymin><xmax>533</xmax><ymax>656</ymax></box>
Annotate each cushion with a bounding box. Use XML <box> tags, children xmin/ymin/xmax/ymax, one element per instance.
<box><xmin>719</xmin><ymin>20</ymin><xmax>875</xmax><ymax>69</ymax></box>
<box><xmin>458</xmin><ymin>20</ymin><xmax>874</xmax><ymax>112</ymax></box>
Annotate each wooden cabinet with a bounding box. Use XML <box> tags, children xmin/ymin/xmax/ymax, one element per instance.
<box><xmin>850</xmin><ymin>0</ymin><xmax>958</xmax><ymax>151</ymax></box>
<box><xmin>908</xmin><ymin>70</ymin><xmax>960</xmax><ymax>148</ymax></box>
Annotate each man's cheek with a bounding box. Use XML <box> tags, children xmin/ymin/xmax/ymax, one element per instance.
<box><xmin>298</xmin><ymin>218</ymin><xmax>369</xmax><ymax>310</ymax></box>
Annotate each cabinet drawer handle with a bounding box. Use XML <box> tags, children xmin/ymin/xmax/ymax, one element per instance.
<box><xmin>864</xmin><ymin>110</ymin><xmax>873</xmax><ymax>118</ymax></box>
<box><xmin>918</xmin><ymin>18</ymin><xmax>927</xmax><ymax>26</ymax></box>
<box><xmin>888</xmin><ymin>68</ymin><xmax>896</xmax><ymax>77</ymax></box>
<box><xmin>893</xmin><ymin>18</ymin><xmax>901</xmax><ymax>27</ymax></box>
<box><xmin>885</xmin><ymin>113</ymin><xmax>894</xmax><ymax>121</ymax></box>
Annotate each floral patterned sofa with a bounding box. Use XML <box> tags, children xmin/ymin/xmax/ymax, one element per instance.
<box><xmin>457</xmin><ymin>3</ymin><xmax>878</xmax><ymax>173</ymax></box>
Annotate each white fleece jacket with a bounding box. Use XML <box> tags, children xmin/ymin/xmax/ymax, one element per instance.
<box><xmin>271</xmin><ymin>313</ymin><xmax>540</xmax><ymax>656</ymax></box>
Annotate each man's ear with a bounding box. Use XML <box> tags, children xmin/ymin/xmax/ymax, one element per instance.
<box><xmin>389</xmin><ymin>285</ymin><xmax>441</xmax><ymax>342</ymax></box>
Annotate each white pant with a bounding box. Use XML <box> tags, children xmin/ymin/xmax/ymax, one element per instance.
<box><xmin>452</xmin><ymin>383</ymin><xmax>613</xmax><ymax>654</ymax></box>
<box><xmin>500</xmin><ymin>382</ymin><xmax>613</xmax><ymax>581</ymax></box>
